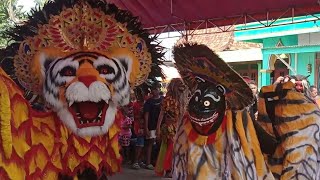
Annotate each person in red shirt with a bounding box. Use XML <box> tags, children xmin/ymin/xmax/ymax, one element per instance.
<box><xmin>131</xmin><ymin>91</ymin><xmax>146</xmax><ymax>169</ymax></box>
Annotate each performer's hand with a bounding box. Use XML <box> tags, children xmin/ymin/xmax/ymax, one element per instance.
<box><xmin>254</xmin><ymin>112</ymin><xmax>258</xmax><ymax>120</ymax></box>
<box><xmin>274</xmin><ymin>76</ymin><xmax>284</xmax><ymax>85</ymax></box>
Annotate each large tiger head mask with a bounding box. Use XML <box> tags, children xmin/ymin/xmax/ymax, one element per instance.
<box><xmin>35</xmin><ymin>49</ymin><xmax>137</xmax><ymax>137</ymax></box>
<box><xmin>4</xmin><ymin>0</ymin><xmax>162</xmax><ymax>137</ymax></box>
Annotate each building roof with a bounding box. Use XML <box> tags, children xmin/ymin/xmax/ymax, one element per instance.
<box><xmin>217</xmin><ymin>48</ymin><xmax>262</xmax><ymax>62</ymax></box>
<box><xmin>177</xmin><ymin>27</ymin><xmax>262</xmax><ymax>52</ymax></box>
<box><xmin>175</xmin><ymin>27</ymin><xmax>263</xmax><ymax>63</ymax></box>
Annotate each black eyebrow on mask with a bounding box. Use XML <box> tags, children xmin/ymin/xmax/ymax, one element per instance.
<box><xmin>204</xmin><ymin>93</ymin><xmax>219</xmax><ymax>97</ymax></box>
<box><xmin>55</xmin><ymin>51</ymin><xmax>111</xmax><ymax>62</ymax></box>
<box><xmin>79</xmin><ymin>59</ymin><xmax>94</xmax><ymax>65</ymax></box>
<box><xmin>73</xmin><ymin>54</ymin><xmax>98</xmax><ymax>60</ymax></box>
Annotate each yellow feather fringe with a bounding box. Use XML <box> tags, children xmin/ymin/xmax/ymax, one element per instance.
<box><xmin>0</xmin><ymin>78</ymin><xmax>13</xmax><ymax>158</ymax></box>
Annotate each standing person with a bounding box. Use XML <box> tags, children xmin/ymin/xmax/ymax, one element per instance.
<box><xmin>144</xmin><ymin>89</ymin><xmax>151</xmax><ymax>101</ymax></box>
<box><xmin>127</xmin><ymin>91</ymin><xmax>137</xmax><ymax>165</ymax></box>
<box><xmin>144</xmin><ymin>82</ymin><xmax>163</xmax><ymax>170</ymax></box>
<box><xmin>243</xmin><ymin>77</ymin><xmax>258</xmax><ymax>120</ymax></box>
<box><xmin>249</xmin><ymin>81</ymin><xmax>258</xmax><ymax>120</ymax></box>
<box><xmin>131</xmin><ymin>90</ymin><xmax>146</xmax><ymax>169</ymax></box>
<box><xmin>155</xmin><ymin>78</ymin><xmax>188</xmax><ymax>178</ymax></box>
<box><xmin>310</xmin><ymin>86</ymin><xmax>320</xmax><ymax>108</ymax></box>
<box><xmin>119</xmin><ymin>106</ymin><xmax>133</xmax><ymax>164</ymax></box>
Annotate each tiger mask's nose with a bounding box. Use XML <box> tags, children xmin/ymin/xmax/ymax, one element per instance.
<box><xmin>78</xmin><ymin>76</ymin><xmax>97</xmax><ymax>87</ymax></box>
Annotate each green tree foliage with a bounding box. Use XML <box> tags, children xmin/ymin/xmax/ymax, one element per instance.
<box><xmin>0</xmin><ymin>0</ymin><xmax>49</xmax><ymax>47</ymax></box>
<box><xmin>0</xmin><ymin>0</ymin><xmax>27</xmax><ymax>47</ymax></box>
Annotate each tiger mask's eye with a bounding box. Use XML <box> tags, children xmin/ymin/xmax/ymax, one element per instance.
<box><xmin>97</xmin><ymin>65</ymin><xmax>115</xmax><ymax>75</ymax></box>
<box><xmin>60</xmin><ymin>66</ymin><xmax>76</xmax><ymax>76</ymax></box>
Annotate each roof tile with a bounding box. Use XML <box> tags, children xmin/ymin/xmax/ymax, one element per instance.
<box><xmin>176</xmin><ymin>27</ymin><xmax>261</xmax><ymax>52</ymax></box>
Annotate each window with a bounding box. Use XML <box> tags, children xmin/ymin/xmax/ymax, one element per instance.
<box><xmin>251</xmin><ymin>73</ymin><xmax>256</xmax><ymax>81</ymax></box>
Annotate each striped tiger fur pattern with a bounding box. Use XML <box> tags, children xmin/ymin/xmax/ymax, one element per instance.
<box><xmin>39</xmin><ymin>49</ymin><xmax>133</xmax><ymax>137</ymax></box>
<box><xmin>257</xmin><ymin>81</ymin><xmax>320</xmax><ymax>179</ymax></box>
<box><xmin>173</xmin><ymin>110</ymin><xmax>274</xmax><ymax>180</ymax></box>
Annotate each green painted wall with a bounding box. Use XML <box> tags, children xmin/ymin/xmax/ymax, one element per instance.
<box><xmin>235</xmin><ymin>15</ymin><xmax>319</xmax><ymax>87</ymax></box>
<box><xmin>259</xmin><ymin>36</ymin><xmax>316</xmax><ymax>86</ymax></box>
<box><xmin>261</xmin><ymin>55</ymin><xmax>271</xmax><ymax>85</ymax></box>
<box><xmin>235</xmin><ymin>14</ymin><xmax>320</xmax><ymax>41</ymax></box>
<box><xmin>262</xmin><ymin>36</ymin><xmax>297</xmax><ymax>48</ymax></box>
<box><xmin>260</xmin><ymin>36</ymin><xmax>298</xmax><ymax>86</ymax></box>
<box><xmin>263</xmin><ymin>45</ymin><xmax>320</xmax><ymax>54</ymax></box>
<box><xmin>257</xmin><ymin>62</ymin><xmax>262</xmax><ymax>89</ymax></box>
<box><xmin>297</xmin><ymin>53</ymin><xmax>315</xmax><ymax>85</ymax></box>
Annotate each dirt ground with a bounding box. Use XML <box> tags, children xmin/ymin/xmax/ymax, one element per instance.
<box><xmin>109</xmin><ymin>165</ymin><xmax>170</xmax><ymax>180</ymax></box>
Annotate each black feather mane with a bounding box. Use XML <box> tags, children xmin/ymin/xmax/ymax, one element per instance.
<box><xmin>0</xmin><ymin>0</ymin><xmax>164</xmax><ymax>101</ymax></box>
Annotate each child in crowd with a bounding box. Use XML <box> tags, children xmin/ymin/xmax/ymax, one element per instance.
<box><xmin>119</xmin><ymin>106</ymin><xmax>133</xmax><ymax>164</ymax></box>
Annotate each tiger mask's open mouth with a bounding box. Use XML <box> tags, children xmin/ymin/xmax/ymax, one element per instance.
<box><xmin>68</xmin><ymin>101</ymin><xmax>109</xmax><ymax>128</ymax></box>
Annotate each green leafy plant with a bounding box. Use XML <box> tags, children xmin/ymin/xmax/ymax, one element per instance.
<box><xmin>0</xmin><ymin>0</ymin><xmax>28</xmax><ymax>47</ymax></box>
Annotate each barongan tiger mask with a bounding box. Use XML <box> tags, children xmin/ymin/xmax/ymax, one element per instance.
<box><xmin>7</xmin><ymin>0</ymin><xmax>162</xmax><ymax>137</ymax></box>
<box><xmin>35</xmin><ymin>49</ymin><xmax>138</xmax><ymax>137</ymax></box>
<box><xmin>188</xmin><ymin>78</ymin><xmax>226</xmax><ymax>135</ymax></box>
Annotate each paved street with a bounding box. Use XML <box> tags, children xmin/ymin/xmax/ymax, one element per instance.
<box><xmin>109</xmin><ymin>165</ymin><xmax>169</xmax><ymax>180</ymax></box>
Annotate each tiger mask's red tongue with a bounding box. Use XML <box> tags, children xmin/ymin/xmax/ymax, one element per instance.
<box><xmin>78</xmin><ymin>102</ymin><xmax>99</xmax><ymax>120</ymax></box>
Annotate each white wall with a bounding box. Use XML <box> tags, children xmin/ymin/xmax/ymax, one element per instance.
<box><xmin>298</xmin><ymin>32</ymin><xmax>320</xmax><ymax>45</ymax></box>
